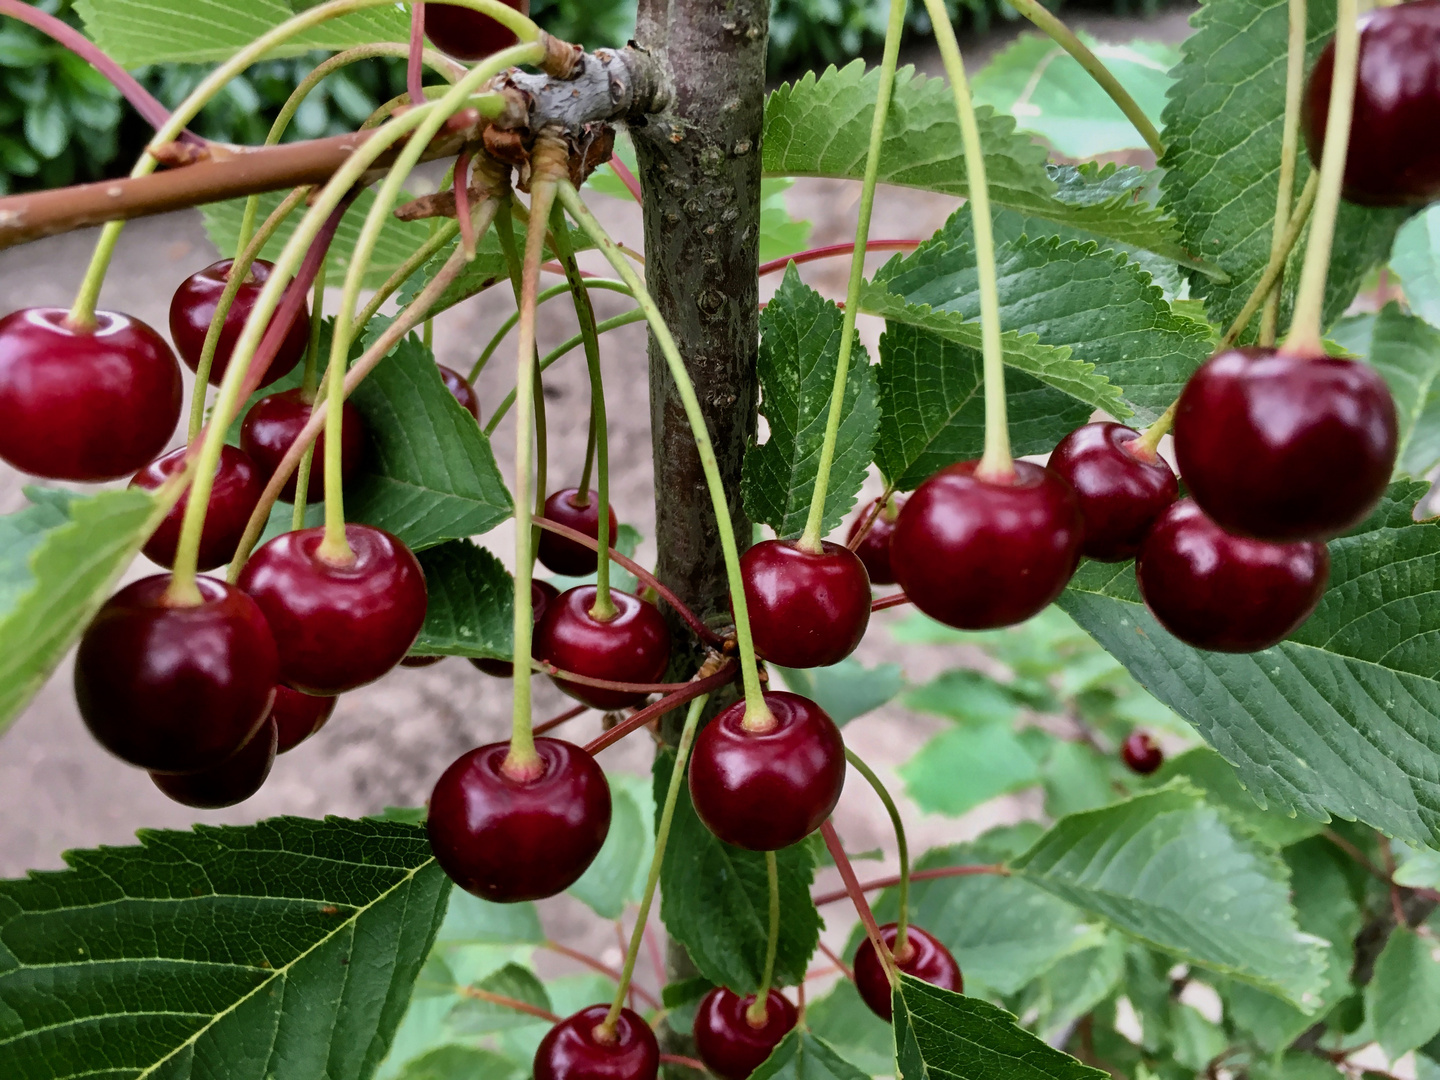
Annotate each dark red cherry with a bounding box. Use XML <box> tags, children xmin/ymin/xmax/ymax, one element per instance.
<box><xmin>240</xmin><ymin>388</ymin><xmax>365</xmax><ymax>503</ymax></box>
<box><xmin>847</xmin><ymin>497</ymin><xmax>904</xmax><ymax>585</ymax></box>
<box><xmin>131</xmin><ymin>445</ymin><xmax>264</xmax><ymax>571</ymax></box>
<box><xmin>688</xmin><ymin>691</ymin><xmax>845</xmax><ymax>851</ymax></box>
<box><xmin>0</xmin><ymin>307</ymin><xmax>181</xmax><ymax>480</ymax></box>
<box><xmin>853</xmin><ymin>924</ymin><xmax>963</xmax><ymax>1021</ymax></box>
<box><xmin>1302</xmin><ymin>0</ymin><xmax>1440</xmax><ymax>206</ymax></box>
<box><xmin>401</xmin><ymin>655</ymin><xmax>445</xmax><ymax>668</ymax></box>
<box><xmin>169</xmin><ymin>259</ymin><xmax>311</xmax><ymax>388</ymax></box>
<box><xmin>471</xmin><ymin>580</ymin><xmax>558</xmax><ymax>677</ymax></box>
<box><xmin>270</xmin><ymin>685</ymin><xmax>336</xmax><ymax>753</ymax></box>
<box><xmin>533</xmin><ymin>586</ymin><xmax>670</xmax><ymax>710</ymax></box>
<box><xmin>425</xmin><ymin>0</ymin><xmax>529</xmax><ymax>61</ymax></box>
<box><xmin>237</xmin><ymin>524</ymin><xmax>428</xmax><ymax>695</ymax></box>
<box><xmin>890</xmin><ymin>460</ymin><xmax>1083</xmax><ymax>630</ymax></box>
<box><xmin>1136</xmin><ymin>499</ymin><xmax>1329</xmax><ymax>653</ymax></box>
<box><xmin>537</xmin><ymin>489</ymin><xmax>620</xmax><ymax>577</ymax></box>
<box><xmin>439</xmin><ymin>364</ymin><xmax>480</xmax><ymax>420</ymax></box>
<box><xmin>1049</xmin><ymin>422</ymin><xmax>1179</xmax><ymax>562</ymax></box>
<box><xmin>74</xmin><ymin>574</ymin><xmax>277</xmax><ymax>773</ymax></box>
<box><xmin>428</xmin><ymin>737</ymin><xmax>611</xmax><ymax>901</ymax></box>
<box><xmin>151</xmin><ymin>717</ymin><xmax>277</xmax><ymax>808</ymax></box>
<box><xmin>739</xmin><ymin>540</ymin><xmax>871</xmax><ymax>669</ymax></box>
<box><xmin>693</xmin><ymin>988</ymin><xmax>798</xmax><ymax>1080</ymax></box>
<box><xmin>1173</xmin><ymin>347</ymin><xmax>1397</xmax><ymax>542</ymax></box>
<box><xmin>533</xmin><ymin>1004</ymin><xmax>658</xmax><ymax>1080</ymax></box>
<box><xmin>1122</xmin><ymin>731</ymin><xmax>1164</xmax><ymax>775</ymax></box>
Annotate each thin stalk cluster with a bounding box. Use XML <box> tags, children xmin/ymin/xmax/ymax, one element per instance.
<box><xmin>1259</xmin><ymin>0</ymin><xmax>1309</xmax><ymax>345</ymax></box>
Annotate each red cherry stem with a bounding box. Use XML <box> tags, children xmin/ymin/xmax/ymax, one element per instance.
<box><xmin>531</xmin><ymin>515</ymin><xmax>726</xmax><ymax>647</ymax></box>
<box><xmin>1259</xmin><ymin>0</ymin><xmax>1309</xmax><ymax>346</ymax></box>
<box><xmin>871</xmin><ymin>592</ymin><xmax>913</xmax><ymax>612</ymax></box>
<box><xmin>757</xmin><ymin>240</ymin><xmax>921</xmax><ymax>279</ymax></box>
<box><xmin>659</xmin><ymin>1055</ymin><xmax>709</xmax><ymax>1072</ymax></box>
<box><xmin>470</xmin><ymin>279</ymin><xmax>631</xmax><ymax>384</ymax></box>
<box><xmin>601</xmin><ymin>693</ymin><xmax>710</xmax><ymax>1039</ymax></box>
<box><xmin>817</xmin><ymin>941</ymin><xmax>855</xmax><ymax>982</ymax></box>
<box><xmin>607</xmin><ymin>155</ymin><xmax>643</xmax><ymax>203</ymax></box>
<box><xmin>1283</xmin><ymin>0</ymin><xmax>1359</xmax><ymax>357</ymax></box>
<box><xmin>820</xmin><ymin>820</ymin><xmax>900</xmax><ymax>986</ymax></box>
<box><xmin>293</xmin><ymin>258</ymin><xmax>330</xmax><ymax>532</ymax></box>
<box><xmin>532</xmin><ymin>702</ymin><xmax>590</xmax><ymax>736</ymax></box>
<box><xmin>811</xmin><ymin>863</ymin><xmax>1009</xmax><ymax>906</ymax></box>
<box><xmin>543</xmin><ymin>940</ymin><xmax>663</xmax><ymax>1008</ymax></box>
<box><xmin>798</xmin><ymin>0</ymin><xmax>907</xmax><ymax>555</ymax></box>
<box><xmin>844</xmin><ymin>749</ymin><xmax>911</xmax><ymax>956</ymax></box>
<box><xmin>534</xmin><ymin>665</ymin><xmax>700</xmax><ymax>694</ymax></box>
<box><xmin>744</xmin><ymin>850</ymin><xmax>782</xmax><ymax>1027</ymax></box>
<box><xmin>408</xmin><ymin>1</ymin><xmax>427</xmax><ymax>106</ymax></box>
<box><xmin>458</xmin><ymin>983</ymin><xmax>560</xmax><ymax>1023</ymax></box>
<box><xmin>584</xmin><ymin>663</ymin><xmax>737</xmax><ymax>756</ymax></box>
<box><xmin>846</xmin><ymin>490</ymin><xmax>897</xmax><ymax>552</ymax></box>
<box><xmin>454</xmin><ymin>150</ymin><xmax>478</xmax><ymax>259</ymax></box>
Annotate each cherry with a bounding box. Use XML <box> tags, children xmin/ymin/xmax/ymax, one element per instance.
<box><xmin>151</xmin><ymin>717</ymin><xmax>277</xmax><ymax>809</ymax></box>
<box><xmin>693</xmin><ymin>988</ymin><xmax>798</xmax><ymax>1080</ymax></box>
<box><xmin>537</xmin><ymin>489</ymin><xmax>620</xmax><ymax>577</ymax></box>
<box><xmin>439</xmin><ymin>364</ymin><xmax>480</xmax><ymax>420</ymax></box>
<box><xmin>130</xmin><ymin>445</ymin><xmax>264</xmax><ymax>571</ymax></box>
<box><xmin>401</xmin><ymin>655</ymin><xmax>445</xmax><ymax>668</ymax></box>
<box><xmin>471</xmin><ymin>580</ymin><xmax>558</xmax><ymax>677</ymax></box>
<box><xmin>1135</xmin><ymin>499</ymin><xmax>1330</xmax><ymax>653</ymax></box>
<box><xmin>240</xmin><ymin>388</ymin><xmax>365</xmax><ymax>503</ymax></box>
<box><xmin>74</xmin><ymin>574</ymin><xmax>277</xmax><ymax>773</ymax></box>
<box><xmin>890</xmin><ymin>460</ymin><xmax>1083</xmax><ymax>630</ymax></box>
<box><xmin>270</xmin><ymin>685</ymin><xmax>336</xmax><ymax>754</ymax></box>
<box><xmin>847</xmin><ymin>497</ymin><xmax>904</xmax><ymax>585</ymax></box>
<box><xmin>853</xmin><ymin>924</ymin><xmax>963</xmax><ymax>1021</ymax></box>
<box><xmin>739</xmin><ymin>540</ymin><xmax>871</xmax><ymax>669</ymax></box>
<box><xmin>169</xmin><ymin>259</ymin><xmax>311</xmax><ymax>388</ymax></box>
<box><xmin>428</xmin><ymin>737</ymin><xmax>611</xmax><ymax>901</ymax></box>
<box><xmin>533</xmin><ymin>586</ymin><xmax>670</xmax><ymax>710</ymax></box>
<box><xmin>688</xmin><ymin>691</ymin><xmax>845</xmax><ymax>851</ymax></box>
<box><xmin>0</xmin><ymin>307</ymin><xmax>181</xmax><ymax>481</ymax></box>
<box><xmin>1048</xmin><ymin>422</ymin><xmax>1178</xmax><ymax>562</ymax></box>
<box><xmin>425</xmin><ymin>0</ymin><xmax>529</xmax><ymax>62</ymax></box>
<box><xmin>1173</xmin><ymin>347</ymin><xmax>1397</xmax><ymax>543</ymax></box>
<box><xmin>1122</xmin><ymin>731</ymin><xmax>1164</xmax><ymax>775</ymax></box>
<box><xmin>236</xmin><ymin>525</ymin><xmax>428</xmax><ymax>695</ymax></box>
<box><xmin>533</xmin><ymin>1004</ymin><xmax>658</xmax><ymax>1080</ymax></box>
<box><xmin>1302</xmin><ymin>0</ymin><xmax>1440</xmax><ymax>206</ymax></box>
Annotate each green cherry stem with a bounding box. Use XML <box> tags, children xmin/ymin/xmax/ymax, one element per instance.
<box><xmin>1131</xmin><ymin>400</ymin><xmax>1177</xmax><ymax>458</ymax></box>
<box><xmin>293</xmin><ymin>257</ymin><xmax>329</xmax><ymax>532</ymax></box>
<box><xmin>924</xmin><ymin>0</ymin><xmax>1012</xmax><ymax>482</ymax></box>
<box><xmin>469</xmin><ymin>279</ymin><xmax>631</xmax><ymax>384</ymax></box>
<box><xmin>1259</xmin><ymin>0</ymin><xmax>1309</xmax><ymax>346</ymax></box>
<box><xmin>1221</xmin><ymin>171</ymin><xmax>1318</xmax><ymax>351</ymax></box>
<box><xmin>844</xmin><ymin>748</ymin><xmax>911</xmax><ymax>957</ymax></box>
<box><xmin>1284</xmin><ymin>0</ymin><xmax>1359</xmax><ymax>357</ymax></box>
<box><xmin>600</xmin><ymin>692</ymin><xmax>710</xmax><ymax>1039</ymax></box>
<box><xmin>556</xmin><ymin>180</ymin><xmax>772</xmax><ymax>730</ymax></box>
<box><xmin>798</xmin><ymin>0</ymin><xmax>906</xmax><ymax>555</ymax></box>
<box><xmin>356</xmin><ymin>222</ymin><xmax>461</xmax><ymax>330</ymax></box>
<box><xmin>745</xmin><ymin>851</ymin><xmax>782</xmax><ymax>1026</ymax></box>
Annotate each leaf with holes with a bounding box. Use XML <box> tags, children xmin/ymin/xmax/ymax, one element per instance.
<box><xmin>412</xmin><ymin>541</ymin><xmax>513</xmax><ymax>660</ymax></box>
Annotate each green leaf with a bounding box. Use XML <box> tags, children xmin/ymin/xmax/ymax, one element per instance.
<box><xmin>393</xmin><ymin>1045</ymin><xmax>523</xmax><ymax>1080</ymax></box>
<box><xmin>1336</xmin><ymin>304</ymin><xmax>1440</xmax><ymax>479</ymax></box>
<box><xmin>655</xmin><ymin>746</ymin><xmax>820</xmax><ymax>993</ymax></box>
<box><xmin>804</xmin><ymin>980</ymin><xmax>897</xmax><ymax>1077</ymax></box>
<box><xmin>892</xmin><ymin>974</ymin><xmax>1110</xmax><ymax>1080</ymax></box>
<box><xmin>763</xmin><ymin>62</ymin><xmax>1198</xmax><ymax>269</ymax></box>
<box><xmin>0</xmin><ymin>815</ymin><xmax>450</xmax><ymax>1079</ymax></box>
<box><xmin>346</xmin><ymin>330</ymin><xmax>513</xmax><ymax>550</ymax></box>
<box><xmin>0</xmin><ymin>486</ymin><xmax>157</xmax><ymax>732</ymax></box>
<box><xmin>1145</xmin><ymin>747</ymin><xmax>1320</xmax><ymax>848</ymax></box>
<box><xmin>568</xmin><ymin>772</ymin><xmax>653</xmax><ymax>920</ymax></box>
<box><xmin>751</xmin><ymin>1029</ymin><xmax>871</xmax><ymax>1080</ymax></box>
<box><xmin>1158</xmin><ymin>0</ymin><xmax>1409</xmax><ymax>337</ymax></box>
<box><xmin>775</xmin><ymin>658</ymin><xmax>903</xmax><ymax>727</ymax></box>
<box><xmin>1010</xmin><ymin>784</ymin><xmax>1327</xmax><ymax>1007</ymax></box>
<box><xmin>1394</xmin><ymin>207</ymin><xmax>1440</xmax><ymax>328</ymax></box>
<box><xmin>901</xmin><ymin>724</ymin><xmax>1042</xmax><ymax>818</ymax></box>
<box><xmin>1059</xmin><ymin>482</ymin><xmax>1440</xmax><ymax>850</ymax></box>
<box><xmin>1042</xmin><ymin>740</ymin><xmax>1124</xmax><ymax>819</ymax></box>
<box><xmin>743</xmin><ymin>266</ymin><xmax>879</xmax><ymax>539</ymax></box>
<box><xmin>412</xmin><ymin>541</ymin><xmax>514</xmax><ymax>660</ymax></box>
<box><xmin>1367</xmin><ymin>929</ymin><xmax>1440</xmax><ymax>1058</ymax></box>
<box><xmin>448</xmin><ymin>963</ymin><xmax>551</xmax><ymax>1034</ymax></box>
<box><xmin>759</xmin><ymin>178</ymin><xmax>813</xmax><ymax>266</ymax></box>
<box><xmin>904</xmin><ymin>669</ymin><xmax>1027</xmax><ymax>726</ymax></box>
<box><xmin>433</xmin><ymin>889</ymin><xmax>543</xmax><ymax>948</ymax></box>
<box><xmin>1027</xmin><ymin>936</ymin><xmax>1128</xmax><ymax>1041</ymax></box>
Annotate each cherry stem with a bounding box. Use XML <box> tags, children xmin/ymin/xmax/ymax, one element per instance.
<box><xmin>758</xmin><ymin>240</ymin><xmax>921</xmax><ymax>279</ymax></box>
<box><xmin>1218</xmin><ymin>172</ymin><xmax>1318</xmax><ymax>351</ymax></box>
<box><xmin>408</xmin><ymin>1</ymin><xmax>427</xmax><ymax>106</ymax></box>
<box><xmin>846</xmin><ymin>490</ymin><xmax>896</xmax><ymax>552</ymax></box>
<box><xmin>607</xmin><ymin>155</ymin><xmax>643</xmax><ymax>203</ymax></box>
<box><xmin>820</xmin><ymin>820</ymin><xmax>900</xmax><ymax>986</ymax></box>
<box><xmin>543</xmin><ymin>940</ymin><xmax>662</xmax><ymax>1008</ymax></box>
<box><xmin>798</xmin><ymin>0</ymin><xmax>906</xmax><ymax>556</ymax></box>
<box><xmin>818</xmin><ymin>941</ymin><xmax>855</xmax><ymax>982</ymax></box>
<box><xmin>659</xmin><ymin>1055</ymin><xmax>709</xmax><ymax>1073</ymax></box>
<box><xmin>557</xmin><ymin>181</ymin><xmax>772</xmax><ymax>728</ymax></box>
<box><xmin>453</xmin><ymin>151</ymin><xmax>479</xmax><ymax>259</ymax></box>
<box><xmin>602</xmin><ymin>693</ymin><xmax>710</xmax><ymax>1036</ymax></box>
<box><xmin>844</xmin><ymin>749</ymin><xmax>911</xmax><ymax>957</ymax></box>
<box><xmin>293</xmin><ymin>258</ymin><xmax>330</xmax><ymax>532</ymax></box>
<box><xmin>1131</xmin><ymin>400</ymin><xmax>1177</xmax><ymax>458</ymax></box>
<box><xmin>532</xmin><ymin>703</ymin><xmax>590</xmax><ymax>736</ymax></box>
<box><xmin>578</xmin><ymin>409</ymin><xmax>598</xmax><ymax>501</ymax></box>
<box><xmin>534</xmin><ymin>665</ymin><xmax>698</xmax><ymax>694</ymax></box>
<box><xmin>585</xmin><ymin>663</ymin><xmax>737</xmax><ymax>756</ymax></box>
<box><xmin>1284</xmin><ymin>0</ymin><xmax>1359</xmax><ymax>357</ymax></box>
<box><xmin>1260</xmin><ymin>0</ymin><xmax>1309</xmax><ymax>347</ymax></box>
<box><xmin>871</xmin><ymin>592</ymin><xmax>913</xmax><ymax>612</ymax></box>
<box><xmin>744</xmin><ymin>850</ymin><xmax>782</xmax><ymax>1027</ymax></box>
<box><xmin>470</xmin><ymin>279</ymin><xmax>631</xmax><ymax>384</ymax></box>
<box><xmin>458</xmin><ymin>984</ymin><xmax>560</xmax><ymax>1023</ymax></box>
<box><xmin>359</xmin><ymin>222</ymin><xmax>462</xmax><ymax>329</ymax></box>
<box><xmin>811</xmin><ymin>863</ymin><xmax>1009</xmax><ymax>906</ymax></box>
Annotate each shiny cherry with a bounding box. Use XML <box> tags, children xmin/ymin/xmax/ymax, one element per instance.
<box><xmin>533</xmin><ymin>586</ymin><xmax>670</xmax><ymax>710</ymax></box>
<box><xmin>1049</xmin><ymin>422</ymin><xmax>1178</xmax><ymax>562</ymax></box>
<box><xmin>0</xmin><ymin>307</ymin><xmax>181</xmax><ymax>480</ymax></box>
<box><xmin>240</xmin><ymin>388</ymin><xmax>365</xmax><ymax>503</ymax></box>
<box><xmin>688</xmin><ymin>691</ymin><xmax>845</xmax><ymax>851</ymax></box>
<box><xmin>425</xmin><ymin>0</ymin><xmax>529</xmax><ymax>61</ymax></box>
<box><xmin>533</xmin><ymin>1004</ymin><xmax>658</xmax><ymax>1080</ymax></box>
<box><xmin>890</xmin><ymin>460</ymin><xmax>1083</xmax><ymax>630</ymax></box>
<box><xmin>428</xmin><ymin>737</ymin><xmax>611</xmax><ymax>902</ymax></box>
<box><xmin>537</xmin><ymin>489</ymin><xmax>620</xmax><ymax>577</ymax></box>
<box><xmin>169</xmin><ymin>259</ymin><xmax>311</xmax><ymax>387</ymax></box>
<box><xmin>847</xmin><ymin>497</ymin><xmax>904</xmax><ymax>585</ymax></box>
<box><xmin>270</xmin><ymin>685</ymin><xmax>336</xmax><ymax>753</ymax></box>
<box><xmin>693</xmin><ymin>988</ymin><xmax>798</xmax><ymax>1080</ymax></box>
<box><xmin>151</xmin><ymin>717</ymin><xmax>277</xmax><ymax>808</ymax></box>
<box><xmin>439</xmin><ymin>364</ymin><xmax>480</xmax><ymax>420</ymax></box>
<box><xmin>74</xmin><ymin>574</ymin><xmax>277</xmax><ymax>773</ymax></box>
<box><xmin>401</xmin><ymin>654</ymin><xmax>445</xmax><ymax>668</ymax></box>
<box><xmin>1122</xmin><ymin>731</ymin><xmax>1164</xmax><ymax>775</ymax></box>
<box><xmin>1302</xmin><ymin>0</ymin><xmax>1440</xmax><ymax>206</ymax></box>
<box><xmin>739</xmin><ymin>540</ymin><xmax>871</xmax><ymax>669</ymax></box>
<box><xmin>131</xmin><ymin>445</ymin><xmax>264</xmax><ymax>571</ymax></box>
<box><xmin>471</xmin><ymin>580</ymin><xmax>558</xmax><ymax>677</ymax></box>
<box><xmin>237</xmin><ymin>524</ymin><xmax>428</xmax><ymax>695</ymax></box>
<box><xmin>1136</xmin><ymin>499</ymin><xmax>1330</xmax><ymax>653</ymax></box>
<box><xmin>854</xmin><ymin>924</ymin><xmax>963</xmax><ymax>1021</ymax></box>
